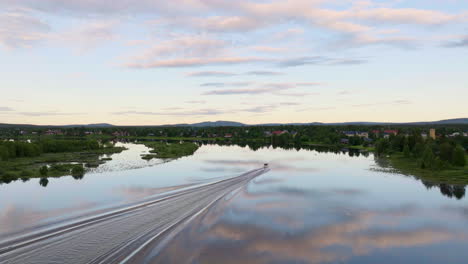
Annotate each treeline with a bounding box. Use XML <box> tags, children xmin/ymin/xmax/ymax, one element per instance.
<box><xmin>0</xmin><ymin>139</ymin><xmax>101</xmax><ymax>160</ymax></box>
<box><xmin>375</xmin><ymin>133</ymin><xmax>466</xmax><ymax>170</ymax></box>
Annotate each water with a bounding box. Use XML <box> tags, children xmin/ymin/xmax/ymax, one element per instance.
<box><xmin>0</xmin><ymin>143</ymin><xmax>467</xmax><ymax>263</ymax></box>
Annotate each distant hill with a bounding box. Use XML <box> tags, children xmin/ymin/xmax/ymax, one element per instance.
<box><xmin>406</xmin><ymin>118</ymin><xmax>468</xmax><ymax>125</ymax></box>
<box><xmin>0</xmin><ymin>118</ymin><xmax>467</xmax><ymax>128</ymax></box>
<box><xmin>181</xmin><ymin>118</ymin><xmax>468</xmax><ymax>127</ymax></box>
<box><xmin>182</xmin><ymin>121</ymin><xmax>245</xmax><ymax>127</ymax></box>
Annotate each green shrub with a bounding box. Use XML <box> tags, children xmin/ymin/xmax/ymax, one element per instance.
<box><xmin>71</xmin><ymin>165</ymin><xmax>85</xmax><ymax>176</ymax></box>
<box><xmin>452</xmin><ymin>146</ymin><xmax>466</xmax><ymax>167</ymax></box>
<box><xmin>39</xmin><ymin>166</ymin><xmax>48</xmax><ymax>176</ymax></box>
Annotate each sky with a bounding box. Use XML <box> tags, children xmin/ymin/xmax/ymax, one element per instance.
<box><xmin>0</xmin><ymin>0</ymin><xmax>467</xmax><ymax>125</ymax></box>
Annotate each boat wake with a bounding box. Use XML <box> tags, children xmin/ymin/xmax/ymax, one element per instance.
<box><xmin>0</xmin><ymin>168</ymin><xmax>268</xmax><ymax>264</ymax></box>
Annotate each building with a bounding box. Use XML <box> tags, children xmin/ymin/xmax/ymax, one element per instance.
<box><xmin>44</xmin><ymin>129</ymin><xmax>63</xmax><ymax>136</ymax></box>
<box><xmin>356</xmin><ymin>132</ymin><xmax>369</xmax><ymax>138</ymax></box>
<box><xmin>429</xmin><ymin>128</ymin><xmax>436</xmax><ymax>140</ymax></box>
<box><xmin>272</xmin><ymin>130</ymin><xmax>288</xmax><ymax>136</ymax></box>
<box><xmin>224</xmin><ymin>133</ymin><xmax>233</xmax><ymax>138</ymax></box>
<box><xmin>382</xmin><ymin>130</ymin><xmax>398</xmax><ymax>138</ymax></box>
<box><xmin>342</xmin><ymin>131</ymin><xmax>356</xmax><ymax>137</ymax></box>
<box><xmin>384</xmin><ymin>130</ymin><xmax>398</xmax><ymax>136</ymax></box>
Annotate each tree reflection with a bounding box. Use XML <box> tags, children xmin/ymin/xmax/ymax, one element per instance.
<box><xmin>422</xmin><ymin>180</ymin><xmax>466</xmax><ymax>200</ymax></box>
<box><xmin>39</xmin><ymin>178</ymin><xmax>49</xmax><ymax>187</ymax></box>
<box><xmin>72</xmin><ymin>174</ymin><xmax>85</xmax><ymax>180</ymax></box>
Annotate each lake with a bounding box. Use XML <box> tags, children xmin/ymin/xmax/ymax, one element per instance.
<box><xmin>0</xmin><ymin>142</ymin><xmax>467</xmax><ymax>263</ymax></box>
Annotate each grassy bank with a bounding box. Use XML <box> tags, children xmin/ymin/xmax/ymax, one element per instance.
<box><xmin>139</xmin><ymin>141</ymin><xmax>199</xmax><ymax>160</ymax></box>
<box><xmin>387</xmin><ymin>153</ymin><xmax>468</xmax><ymax>185</ymax></box>
<box><xmin>0</xmin><ymin>146</ymin><xmax>125</xmax><ymax>183</ymax></box>
<box><xmin>303</xmin><ymin>142</ymin><xmax>375</xmax><ymax>152</ymax></box>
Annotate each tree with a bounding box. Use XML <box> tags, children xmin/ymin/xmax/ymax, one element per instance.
<box><xmin>71</xmin><ymin>165</ymin><xmax>85</xmax><ymax>178</ymax></box>
<box><xmin>452</xmin><ymin>145</ymin><xmax>466</xmax><ymax>167</ymax></box>
<box><xmin>39</xmin><ymin>178</ymin><xmax>49</xmax><ymax>187</ymax></box>
<box><xmin>439</xmin><ymin>142</ymin><xmax>454</xmax><ymax>162</ymax></box>
<box><xmin>413</xmin><ymin>142</ymin><xmax>424</xmax><ymax>158</ymax></box>
<box><xmin>403</xmin><ymin>143</ymin><xmax>410</xmax><ymax>158</ymax></box>
<box><xmin>421</xmin><ymin>145</ymin><xmax>435</xmax><ymax>170</ymax></box>
<box><xmin>375</xmin><ymin>139</ymin><xmax>390</xmax><ymax>156</ymax></box>
<box><xmin>39</xmin><ymin>166</ymin><xmax>48</xmax><ymax>176</ymax></box>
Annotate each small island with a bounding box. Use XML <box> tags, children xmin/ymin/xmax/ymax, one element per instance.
<box><xmin>0</xmin><ymin>139</ymin><xmax>125</xmax><ymax>184</ymax></box>
<box><xmin>140</xmin><ymin>141</ymin><xmax>199</xmax><ymax>160</ymax></box>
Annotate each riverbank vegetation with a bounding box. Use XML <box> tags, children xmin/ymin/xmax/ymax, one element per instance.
<box><xmin>1</xmin><ymin>123</ymin><xmax>467</xmax><ymax>184</ymax></box>
<box><xmin>0</xmin><ymin>139</ymin><xmax>125</xmax><ymax>184</ymax></box>
<box><xmin>139</xmin><ymin>141</ymin><xmax>199</xmax><ymax>160</ymax></box>
<box><xmin>375</xmin><ymin>133</ymin><xmax>467</xmax><ymax>184</ymax></box>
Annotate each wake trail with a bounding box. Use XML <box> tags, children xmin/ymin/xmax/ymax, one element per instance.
<box><xmin>0</xmin><ymin>168</ymin><xmax>268</xmax><ymax>264</ymax></box>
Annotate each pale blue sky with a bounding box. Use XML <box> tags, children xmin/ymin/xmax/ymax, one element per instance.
<box><xmin>0</xmin><ymin>0</ymin><xmax>467</xmax><ymax>125</ymax></box>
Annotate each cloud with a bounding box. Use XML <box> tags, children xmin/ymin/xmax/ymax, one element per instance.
<box><xmin>152</xmin><ymin>199</ymin><xmax>464</xmax><ymax>264</ymax></box>
<box><xmin>112</xmin><ymin>109</ymin><xmax>226</xmax><ymax>116</ymax></box>
<box><xmin>349</xmin><ymin>8</ymin><xmax>463</xmax><ymax>25</ymax></box>
<box><xmin>243</xmin><ymin>105</ymin><xmax>278</xmax><ymax>113</ymax></box>
<box><xmin>277</xmin><ymin>56</ymin><xmax>369</xmax><ymax>67</ymax></box>
<box><xmin>245</xmin><ymin>71</ymin><xmax>284</xmax><ymax>76</ymax></box>
<box><xmin>16</xmin><ymin>111</ymin><xmax>83</xmax><ymax>116</ymax></box>
<box><xmin>251</xmin><ymin>46</ymin><xmax>286</xmax><ymax>53</ymax></box>
<box><xmin>187</xmin><ymin>71</ymin><xmax>237</xmax><ymax>77</ymax></box>
<box><xmin>112</xmin><ymin>103</ymin><xmax>292</xmax><ymax>116</ymax></box>
<box><xmin>443</xmin><ymin>35</ymin><xmax>468</xmax><ymax>48</ymax></box>
<box><xmin>202</xmin><ymin>82</ymin><xmax>321</xmax><ymax>96</ymax></box>
<box><xmin>351</xmin><ymin>100</ymin><xmax>412</xmax><ymax>108</ymax></box>
<box><xmin>192</xmin><ymin>16</ymin><xmax>266</xmax><ymax>32</ymax></box>
<box><xmin>55</xmin><ymin>20</ymin><xmax>118</xmax><ymax>51</ymax></box>
<box><xmin>187</xmin><ymin>71</ymin><xmax>284</xmax><ymax>77</ymax></box>
<box><xmin>0</xmin><ymin>9</ymin><xmax>50</xmax><ymax>49</ymax></box>
<box><xmin>203</xmin><ymin>87</ymin><xmax>274</xmax><ymax>95</ymax></box>
<box><xmin>0</xmin><ymin>107</ymin><xmax>14</xmax><ymax>111</ymax></box>
<box><xmin>125</xmin><ymin>57</ymin><xmax>266</xmax><ymax>68</ymax></box>
<box><xmin>273</xmin><ymin>28</ymin><xmax>305</xmax><ymax>41</ymax></box>
<box><xmin>0</xmin><ymin>0</ymin><xmax>209</xmax><ymax>15</ymax></box>
<box><xmin>200</xmin><ymin>82</ymin><xmax>251</xmax><ymax>88</ymax></box>
<box><xmin>277</xmin><ymin>56</ymin><xmax>329</xmax><ymax>67</ymax></box>
<box><xmin>185</xmin><ymin>100</ymin><xmax>206</xmax><ymax>104</ymax></box>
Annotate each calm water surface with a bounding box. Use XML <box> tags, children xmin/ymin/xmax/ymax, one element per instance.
<box><xmin>1</xmin><ymin>143</ymin><xmax>467</xmax><ymax>263</ymax></box>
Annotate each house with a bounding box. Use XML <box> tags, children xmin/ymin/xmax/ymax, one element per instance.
<box><xmin>272</xmin><ymin>130</ymin><xmax>288</xmax><ymax>136</ymax></box>
<box><xmin>342</xmin><ymin>131</ymin><xmax>369</xmax><ymax>138</ymax></box>
<box><xmin>340</xmin><ymin>138</ymin><xmax>349</xmax><ymax>144</ymax></box>
<box><xmin>384</xmin><ymin>130</ymin><xmax>398</xmax><ymax>136</ymax></box>
<box><xmin>224</xmin><ymin>133</ymin><xmax>233</xmax><ymax>138</ymax></box>
<box><xmin>383</xmin><ymin>130</ymin><xmax>398</xmax><ymax>138</ymax></box>
<box><xmin>356</xmin><ymin>132</ymin><xmax>369</xmax><ymax>138</ymax></box>
<box><xmin>44</xmin><ymin>129</ymin><xmax>63</xmax><ymax>136</ymax></box>
<box><xmin>342</xmin><ymin>131</ymin><xmax>356</xmax><ymax>137</ymax></box>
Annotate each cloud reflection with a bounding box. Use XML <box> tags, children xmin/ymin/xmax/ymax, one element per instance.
<box><xmin>147</xmin><ymin>184</ymin><xmax>467</xmax><ymax>264</ymax></box>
